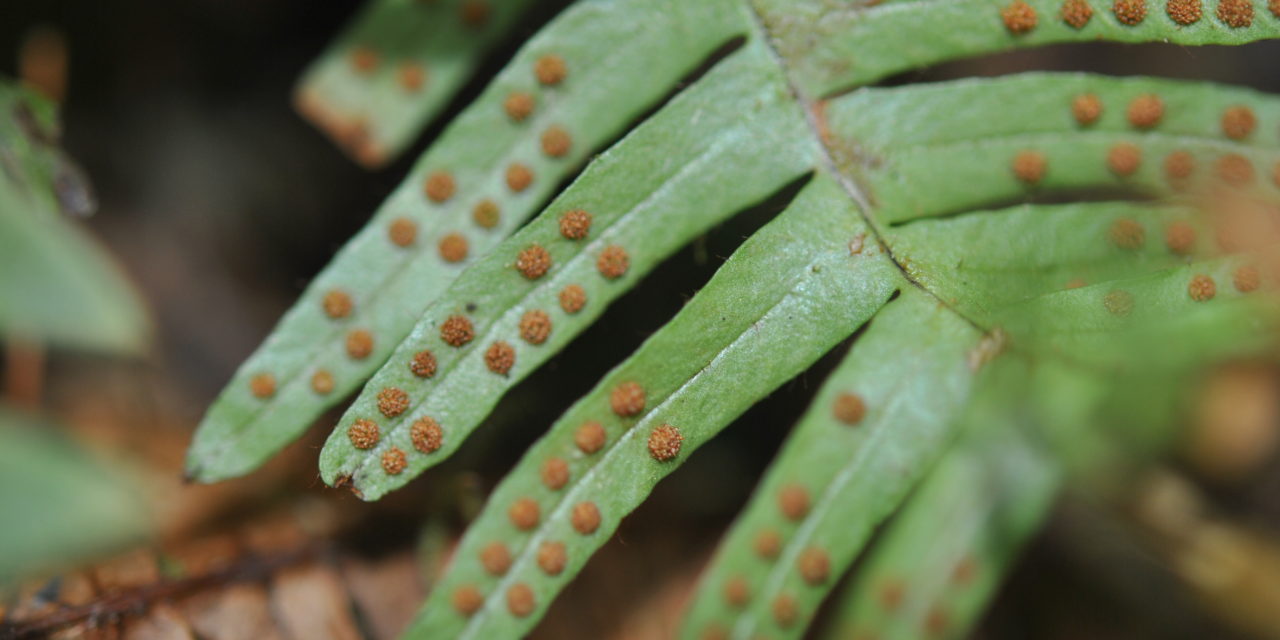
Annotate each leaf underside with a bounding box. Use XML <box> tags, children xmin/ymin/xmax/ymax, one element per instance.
<box><xmin>185</xmin><ymin>0</ymin><xmax>1280</xmax><ymax>637</ymax></box>
<box><xmin>294</xmin><ymin>0</ymin><xmax>538</xmax><ymax>167</ymax></box>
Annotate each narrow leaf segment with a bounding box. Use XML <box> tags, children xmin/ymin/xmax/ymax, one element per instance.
<box><xmin>401</xmin><ymin>174</ymin><xmax>901</xmax><ymax>638</ymax></box>
<box><xmin>818</xmin><ymin>426</ymin><xmax>1061</xmax><ymax>640</ymax></box>
<box><xmin>295</xmin><ymin>0</ymin><xmax>536</xmax><ymax>166</ymax></box>
<box><xmin>319</xmin><ymin>39</ymin><xmax>818</xmax><ymax>500</ymax></box>
<box><xmin>679</xmin><ymin>288</ymin><xmax>983</xmax><ymax>639</ymax></box>
<box><xmin>187</xmin><ymin>0</ymin><xmax>748</xmax><ymax>483</ymax></box>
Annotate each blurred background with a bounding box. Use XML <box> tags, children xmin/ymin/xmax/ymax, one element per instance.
<box><xmin>2</xmin><ymin>1</ymin><xmax>1280</xmax><ymax>638</ymax></box>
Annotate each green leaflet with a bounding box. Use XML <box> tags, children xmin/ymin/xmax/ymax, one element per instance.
<box><xmin>992</xmin><ymin>255</ymin><xmax>1280</xmax><ymax>368</ymax></box>
<box><xmin>0</xmin><ymin>408</ymin><xmax>147</xmax><ymax>584</ymax></box>
<box><xmin>818</xmin><ymin>424</ymin><xmax>1061</xmax><ymax>640</ymax></box>
<box><xmin>318</xmin><ymin>39</ymin><xmax>817</xmax><ymax>500</ymax></box>
<box><xmin>295</xmin><ymin>0</ymin><xmax>536</xmax><ymax>167</ymax></box>
<box><xmin>886</xmin><ymin>201</ymin><xmax>1206</xmax><ymax>319</ymax></box>
<box><xmin>401</xmin><ymin>174</ymin><xmax>902</xmax><ymax>638</ymax></box>
<box><xmin>824</xmin><ymin>73</ymin><xmax>1280</xmax><ymax>224</ymax></box>
<box><xmin>679</xmin><ymin>288</ymin><xmax>983</xmax><ymax>640</ymax></box>
<box><xmin>187</xmin><ymin>0</ymin><xmax>747</xmax><ymax>483</ymax></box>
<box><xmin>0</xmin><ymin>81</ymin><xmax>148</xmax><ymax>353</ymax></box>
<box><xmin>754</xmin><ymin>0</ymin><xmax>1280</xmax><ymax>96</ymax></box>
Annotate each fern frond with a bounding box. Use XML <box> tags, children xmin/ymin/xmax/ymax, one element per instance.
<box><xmin>317</xmin><ymin>39</ymin><xmax>818</xmax><ymax>499</ymax></box>
<box><xmin>187</xmin><ymin>0</ymin><xmax>747</xmax><ymax>482</ymax></box>
<box><xmin>679</xmin><ymin>288</ymin><xmax>983</xmax><ymax>638</ymax></box>
<box><xmin>817</xmin><ymin>424</ymin><xmax>1061</xmax><ymax>640</ymax></box>
<box><xmin>401</xmin><ymin>174</ymin><xmax>900</xmax><ymax>637</ymax></box>
<box><xmin>295</xmin><ymin>0</ymin><xmax>538</xmax><ymax>166</ymax></box>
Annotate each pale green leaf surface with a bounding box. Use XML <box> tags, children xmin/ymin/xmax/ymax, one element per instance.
<box><xmin>319</xmin><ymin>39</ymin><xmax>818</xmax><ymax>499</ymax></box>
<box><xmin>401</xmin><ymin>174</ymin><xmax>902</xmax><ymax>638</ymax></box>
<box><xmin>295</xmin><ymin>0</ymin><xmax>536</xmax><ymax>166</ymax></box>
<box><xmin>187</xmin><ymin>0</ymin><xmax>748</xmax><ymax>482</ymax></box>
<box><xmin>679</xmin><ymin>288</ymin><xmax>983</xmax><ymax>640</ymax></box>
<box><xmin>755</xmin><ymin>0</ymin><xmax>1280</xmax><ymax>96</ymax></box>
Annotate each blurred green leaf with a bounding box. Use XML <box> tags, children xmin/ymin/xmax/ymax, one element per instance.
<box><xmin>0</xmin><ymin>79</ymin><xmax>148</xmax><ymax>353</ymax></box>
<box><xmin>0</xmin><ymin>408</ymin><xmax>147</xmax><ymax>584</ymax></box>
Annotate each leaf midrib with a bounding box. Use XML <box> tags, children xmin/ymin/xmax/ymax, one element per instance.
<box><xmin>745</xmin><ymin>0</ymin><xmax>990</xmax><ymax>338</ymax></box>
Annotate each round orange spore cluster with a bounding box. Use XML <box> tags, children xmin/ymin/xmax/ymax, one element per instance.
<box><xmin>833</xmin><ymin>392</ymin><xmax>866</xmax><ymax>425</ymax></box>
<box><xmin>504</xmin><ymin>92</ymin><xmax>534</xmax><ymax>121</ymax></box>
<box><xmin>1127</xmin><ymin>94</ymin><xmax>1164</xmax><ymax>129</ymax></box>
<box><xmin>472</xmin><ymin>199</ymin><xmax>500</xmax><ymax>229</ymax></box>
<box><xmin>250</xmin><ymin>373</ymin><xmax>276</xmax><ymax>399</ymax></box>
<box><xmin>377</xmin><ymin>387</ymin><xmax>410</xmax><ymax>417</ymax></box>
<box><xmin>1109</xmin><ymin>218</ymin><xmax>1146</xmax><ymax>249</ymax></box>
<box><xmin>381</xmin><ymin>447</ymin><xmax>407</xmax><ymax>475</ymax></box>
<box><xmin>506</xmin><ymin>163</ymin><xmax>533</xmax><ymax>192</ymax></box>
<box><xmin>537</xmin><ymin>541</ymin><xmax>566</xmax><ymax>575</ymax></box>
<box><xmin>437</xmin><ymin>232</ymin><xmax>469</xmax><ymax>263</ymax></box>
<box><xmin>346</xmin><ymin>329</ymin><xmax>374</xmax><ymax>359</ymax></box>
<box><xmin>541</xmin><ymin>457</ymin><xmax>569</xmax><ymax>489</ymax></box>
<box><xmin>1061</xmin><ymin>0</ymin><xmax>1095</xmax><ymax>27</ymax></box>
<box><xmin>1012</xmin><ymin>150</ymin><xmax>1047</xmax><ymax>184</ymax></box>
<box><xmin>571</xmin><ymin>501</ymin><xmax>600</xmax><ymax>534</ymax></box>
<box><xmin>410</xmin><ymin>349</ymin><xmax>437</xmax><ymax>378</ymax></box>
<box><xmin>515</xmin><ymin>244</ymin><xmax>552</xmax><ymax>279</ymax></box>
<box><xmin>1222</xmin><ymin>106</ymin><xmax>1256</xmax><ymax>140</ymax></box>
<box><xmin>348</xmin><ymin>418</ymin><xmax>380</xmax><ymax>449</ymax></box>
<box><xmin>484</xmin><ymin>341</ymin><xmax>516</xmax><ymax>375</ymax></box>
<box><xmin>1167</xmin><ymin>0</ymin><xmax>1203</xmax><ymax>23</ymax></box>
<box><xmin>388</xmin><ymin>217</ymin><xmax>418</xmax><ymax>247</ymax></box>
<box><xmin>1217</xmin><ymin>0</ymin><xmax>1254</xmax><ymax>26</ymax></box>
<box><xmin>559</xmin><ymin>284</ymin><xmax>587</xmax><ymax>313</ymax></box>
<box><xmin>1107</xmin><ymin>143</ymin><xmax>1142</xmax><ymax>177</ymax></box>
<box><xmin>1071</xmin><ymin>93</ymin><xmax>1102</xmax><ymax>125</ymax></box>
<box><xmin>424</xmin><ymin>171</ymin><xmax>455</xmax><ymax>203</ymax></box>
<box><xmin>541</xmin><ymin>126</ymin><xmax>571</xmax><ymax>158</ymax></box>
<box><xmin>534</xmin><ymin>54</ymin><xmax>566</xmax><ymax>85</ymax></box>
<box><xmin>575</xmin><ymin>421</ymin><xmax>607</xmax><ymax>453</ymax></box>
<box><xmin>1001</xmin><ymin>1</ymin><xmax>1038</xmax><ymax>32</ymax></box>
<box><xmin>411</xmin><ymin>417</ymin><xmax>443</xmax><ymax>453</ymax></box>
<box><xmin>519</xmin><ymin>309</ymin><xmax>552</xmax><ymax>344</ymax></box>
<box><xmin>610</xmin><ymin>381</ymin><xmax>646</xmax><ymax>416</ymax></box>
<box><xmin>1188</xmin><ymin>274</ymin><xmax>1217</xmax><ymax>301</ymax></box>
<box><xmin>508</xmin><ymin>497</ymin><xmax>540</xmax><ymax>530</ymax></box>
<box><xmin>440</xmin><ymin>314</ymin><xmax>474</xmax><ymax>347</ymax></box>
<box><xmin>778</xmin><ymin>484</ymin><xmax>810</xmax><ymax>520</ymax></box>
<box><xmin>597</xmin><ymin>245</ymin><xmax>630</xmax><ymax>278</ymax></box>
<box><xmin>647</xmin><ymin>424</ymin><xmax>683</xmax><ymax>461</ymax></box>
<box><xmin>1112</xmin><ymin>0</ymin><xmax>1147</xmax><ymax>24</ymax></box>
<box><xmin>559</xmin><ymin>209</ymin><xmax>592</xmax><ymax>240</ymax></box>
<box><xmin>323</xmin><ymin>289</ymin><xmax>353</xmax><ymax>318</ymax></box>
